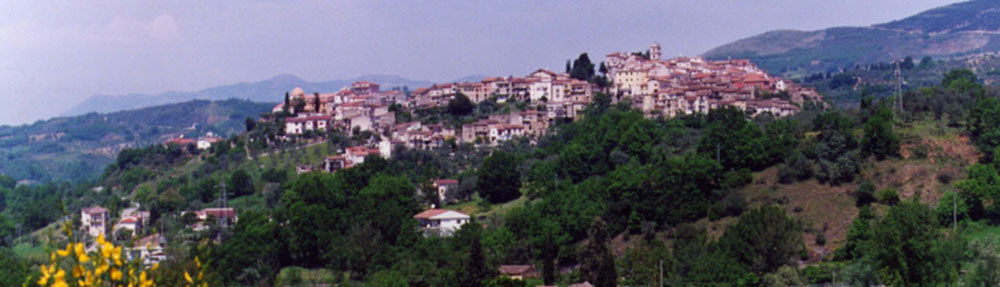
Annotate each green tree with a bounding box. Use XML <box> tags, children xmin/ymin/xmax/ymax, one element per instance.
<box><xmin>969</xmin><ymin>97</ymin><xmax>1000</xmax><ymax>162</ymax></box>
<box><xmin>570</xmin><ymin>53</ymin><xmax>595</xmax><ymax>81</ymax></box>
<box><xmin>280</xmin><ymin>172</ymin><xmax>347</xmax><ymax>267</ymax></box>
<box><xmin>812</xmin><ymin>111</ymin><xmax>860</xmax><ymax>185</ymax></box>
<box><xmin>934</xmin><ymin>191</ymin><xmax>968</xmax><ymax>226</ymax></box>
<box><xmin>227</xmin><ymin>169</ymin><xmax>254</xmax><ymax>198</ymax></box>
<box><xmin>0</xmin><ymin>175</ymin><xmax>14</xmax><ymax>189</ymax></box>
<box><xmin>0</xmin><ymin>248</ymin><xmax>27</xmax><ymax>287</ymax></box>
<box><xmin>918</xmin><ymin>56</ymin><xmax>934</xmax><ymax>69</ymax></box>
<box><xmin>367</xmin><ymin>270</ymin><xmax>408</xmax><ymax>287</ymax></box>
<box><xmin>966</xmin><ymin>236</ymin><xmax>1000</xmax><ymax>287</ymax></box>
<box><xmin>455</xmin><ymin>220</ymin><xmax>490</xmax><ymax>287</ymax></box>
<box><xmin>343</xmin><ymin>221</ymin><xmax>383</xmax><ymax>277</ymax></box>
<box><xmin>872</xmin><ymin>201</ymin><xmax>950</xmax><ymax>286</ymax></box>
<box><xmin>861</xmin><ymin>105</ymin><xmax>899</xmax><ymax>160</ymax></box>
<box><xmin>0</xmin><ymin>214</ymin><xmax>12</xmax><ymax>247</ymax></box>
<box><xmin>478</xmin><ymin>151</ymin><xmax>522</xmax><ymax>204</ymax></box>
<box><xmin>955</xmin><ymin>164</ymin><xmax>1000</xmax><ymax>220</ymax></box>
<box><xmin>214</xmin><ymin>210</ymin><xmax>283</xmax><ymax>286</ymax></box>
<box><xmin>620</xmin><ymin>237</ymin><xmax>672</xmax><ymax>286</ymax></box>
<box><xmin>284</xmin><ymin>92</ymin><xmax>290</xmax><ymax>106</ymax></box>
<box><xmin>838</xmin><ymin>206</ymin><xmax>875</xmax><ymax>260</ymax></box>
<box><xmin>718</xmin><ymin>206</ymin><xmax>804</xmax><ymax>275</ymax></box>
<box><xmin>245</xmin><ymin>117</ymin><xmax>257</xmax><ymax>132</ymax></box>
<box><xmin>761</xmin><ymin>266</ymin><xmax>804</xmax><ymax>287</ymax></box>
<box><xmin>854</xmin><ymin>181</ymin><xmax>877</xmax><ymax>207</ymax></box>
<box><xmin>941</xmin><ymin>69</ymin><xmax>978</xmax><ymax>89</ymax></box>
<box><xmin>900</xmin><ymin>56</ymin><xmax>915</xmax><ymax>70</ymax></box>
<box><xmin>580</xmin><ymin>217</ymin><xmax>617</xmax><ymax>287</ymax></box>
<box><xmin>447</xmin><ymin>93</ymin><xmax>475</xmax><ymax>116</ymax></box>
<box><xmin>356</xmin><ymin>175</ymin><xmax>420</xmax><ymax>246</ymax></box>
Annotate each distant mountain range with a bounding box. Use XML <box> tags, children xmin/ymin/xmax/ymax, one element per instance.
<box><xmin>62</xmin><ymin>74</ymin><xmax>435</xmax><ymax>116</ymax></box>
<box><xmin>704</xmin><ymin>0</ymin><xmax>1000</xmax><ymax>77</ymax></box>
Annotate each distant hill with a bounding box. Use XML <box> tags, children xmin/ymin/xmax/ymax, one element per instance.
<box><xmin>0</xmin><ymin>99</ymin><xmax>273</xmax><ymax>182</ymax></box>
<box><xmin>63</xmin><ymin>74</ymin><xmax>432</xmax><ymax>116</ymax></box>
<box><xmin>703</xmin><ymin>0</ymin><xmax>1000</xmax><ymax>77</ymax></box>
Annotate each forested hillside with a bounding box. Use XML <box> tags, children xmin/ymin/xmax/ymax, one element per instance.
<box><xmin>0</xmin><ymin>99</ymin><xmax>272</xmax><ymax>182</ymax></box>
<box><xmin>4</xmin><ymin>69</ymin><xmax>1000</xmax><ymax>286</ymax></box>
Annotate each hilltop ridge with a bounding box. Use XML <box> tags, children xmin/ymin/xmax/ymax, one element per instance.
<box><xmin>704</xmin><ymin>0</ymin><xmax>1000</xmax><ymax>76</ymax></box>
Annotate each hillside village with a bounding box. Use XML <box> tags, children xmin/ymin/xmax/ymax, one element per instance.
<box><xmin>255</xmin><ymin>44</ymin><xmax>821</xmax><ymax>171</ymax></box>
<box><xmin>111</xmin><ymin>44</ymin><xmax>826</xmax><ymax>269</ymax></box>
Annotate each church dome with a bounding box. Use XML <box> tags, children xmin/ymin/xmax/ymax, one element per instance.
<box><xmin>290</xmin><ymin>87</ymin><xmax>306</xmax><ymax>98</ymax></box>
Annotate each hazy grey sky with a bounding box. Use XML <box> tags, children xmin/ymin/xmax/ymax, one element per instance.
<box><xmin>0</xmin><ymin>0</ymin><xmax>960</xmax><ymax>125</ymax></box>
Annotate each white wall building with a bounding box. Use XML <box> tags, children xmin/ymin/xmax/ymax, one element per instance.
<box><xmin>80</xmin><ymin>206</ymin><xmax>109</xmax><ymax>238</ymax></box>
<box><xmin>127</xmin><ymin>234</ymin><xmax>167</xmax><ymax>267</ymax></box>
<box><xmin>414</xmin><ymin>209</ymin><xmax>471</xmax><ymax>236</ymax></box>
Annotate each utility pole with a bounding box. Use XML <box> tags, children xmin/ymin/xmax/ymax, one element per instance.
<box><xmin>894</xmin><ymin>61</ymin><xmax>903</xmax><ymax>125</ymax></box>
<box><xmin>659</xmin><ymin>259</ymin><xmax>664</xmax><ymax>287</ymax></box>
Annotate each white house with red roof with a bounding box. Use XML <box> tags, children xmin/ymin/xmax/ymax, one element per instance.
<box><xmin>414</xmin><ymin>209</ymin><xmax>470</xmax><ymax>235</ymax></box>
<box><xmin>81</xmin><ymin>206</ymin><xmax>109</xmax><ymax>237</ymax></box>
<box><xmin>196</xmin><ymin>136</ymin><xmax>224</xmax><ymax>150</ymax></box>
<box><xmin>285</xmin><ymin>114</ymin><xmax>332</xmax><ymax>135</ymax></box>
<box><xmin>128</xmin><ymin>233</ymin><xmax>167</xmax><ymax>267</ymax></box>
<box><xmin>182</xmin><ymin>207</ymin><xmax>237</xmax><ymax>231</ymax></box>
<box><xmin>114</xmin><ymin>210</ymin><xmax>150</xmax><ymax>237</ymax></box>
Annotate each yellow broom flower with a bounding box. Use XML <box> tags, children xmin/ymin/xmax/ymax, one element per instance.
<box><xmin>74</xmin><ymin>243</ymin><xmax>90</xmax><ymax>263</ymax></box>
<box><xmin>51</xmin><ymin>269</ymin><xmax>67</xmax><ymax>287</ymax></box>
<box><xmin>37</xmin><ymin>264</ymin><xmax>53</xmax><ymax>286</ymax></box>
<box><xmin>111</xmin><ymin>267</ymin><xmax>124</xmax><ymax>281</ymax></box>
<box><xmin>56</xmin><ymin>243</ymin><xmax>72</xmax><ymax>257</ymax></box>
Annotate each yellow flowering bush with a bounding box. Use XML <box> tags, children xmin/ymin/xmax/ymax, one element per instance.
<box><xmin>181</xmin><ymin>257</ymin><xmax>208</xmax><ymax>287</ymax></box>
<box><xmin>33</xmin><ymin>222</ymin><xmax>156</xmax><ymax>287</ymax></box>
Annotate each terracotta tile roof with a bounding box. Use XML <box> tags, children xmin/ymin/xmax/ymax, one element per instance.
<box><xmin>413</xmin><ymin>209</ymin><xmax>450</xmax><ymax>219</ymax></box>
<box><xmin>136</xmin><ymin>234</ymin><xmax>165</xmax><ymax>247</ymax></box>
<box><xmin>82</xmin><ymin>206</ymin><xmax>108</xmax><ymax>214</ymax></box>
<box><xmin>165</xmin><ymin>137</ymin><xmax>196</xmax><ymax>146</ymax></box>
<box><xmin>436</xmin><ymin>179</ymin><xmax>459</xmax><ymax>185</ymax></box>
<box><xmin>499</xmin><ymin>265</ymin><xmax>534</xmax><ymax>275</ymax></box>
<box><xmin>198</xmin><ymin>208</ymin><xmax>235</xmax><ymax>219</ymax></box>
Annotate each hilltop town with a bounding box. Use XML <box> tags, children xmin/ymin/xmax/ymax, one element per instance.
<box><xmin>257</xmin><ymin>44</ymin><xmax>821</xmax><ymax>170</ymax></box>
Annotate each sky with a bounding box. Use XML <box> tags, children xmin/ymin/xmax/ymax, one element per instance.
<box><xmin>0</xmin><ymin>0</ymin><xmax>962</xmax><ymax>125</ymax></box>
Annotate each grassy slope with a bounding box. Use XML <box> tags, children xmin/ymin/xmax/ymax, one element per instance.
<box><xmin>734</xmin><ymin>119</ymin><xmax>973</xmax><ymax>261</ymax></box>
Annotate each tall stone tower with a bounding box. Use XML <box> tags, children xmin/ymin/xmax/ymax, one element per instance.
<box><xmin>650</xmin><ymin>43</ymin><xmax>662</xmax><ymax>60</ymax></box>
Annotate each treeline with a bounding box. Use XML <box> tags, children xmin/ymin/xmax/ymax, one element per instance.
<box><xmin>210</xmin><ymin>157</ymin><xmax>503</xmax><ymax>286</ymax></box>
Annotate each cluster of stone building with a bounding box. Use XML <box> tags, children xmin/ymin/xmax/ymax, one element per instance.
<box><xmin>272</xmin><ymin>70</ymin><xmax>598</xmax><ymax>173</ymax></box>
<box><xmin>606</xmin><ymin>43</ymin><xmax>820</xmax><ymax>118</ymax></box>
<box><xmin>80</xmin><ymin>205</ymin><xmax>236</xmax><ymax>267</ymax></box>
<box><xmin>273</xmin><ymin>69</ymin><xmax>595</xmax><ymax>143</ymax></box>
<box><xmin>270</xmin><ymin>44</ymin><xmax>818</xmax><ymax>174</ymax></box>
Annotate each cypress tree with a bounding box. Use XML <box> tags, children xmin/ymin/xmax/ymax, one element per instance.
<box><xmin>581</xmin><ymin>217</ymin><xmax>617</xmax><ymax>287</ymax></box>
